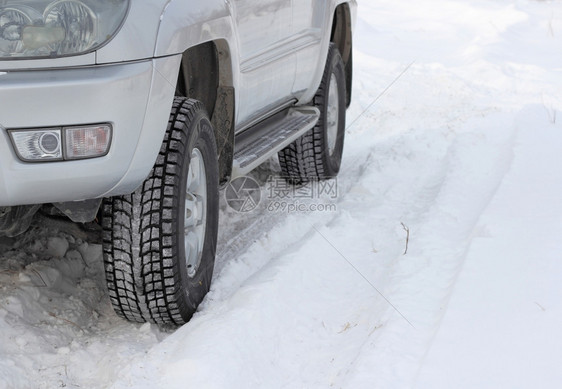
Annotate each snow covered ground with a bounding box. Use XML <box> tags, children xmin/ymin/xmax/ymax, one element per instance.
<box><xmin>1</xmin><ymin>0</ymin><xmax>561</xmax><ymax>387</ymax></box>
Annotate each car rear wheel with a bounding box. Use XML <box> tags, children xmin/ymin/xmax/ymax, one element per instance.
<box><xmin>278</xmin><ymin>44</ymin><xmax>347</xmax><ymax>184</ymax></box>
<box><xmin>102</xmin><ymin>97</ymin><xmax>219</xmax><ymax>326</ymax></box>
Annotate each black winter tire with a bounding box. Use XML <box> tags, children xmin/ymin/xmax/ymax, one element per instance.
<box><xmin>278</xmin><ymin>44</ymin><xmax>347</xmax><ymax>184</ymax></box>
<box><xmin>102</xmin><ymin>98</ymin><xmax>219</xmax><ymax>326</ymax></box>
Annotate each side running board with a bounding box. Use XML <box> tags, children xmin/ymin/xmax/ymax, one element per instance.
<box><xmin>232</xmin><ymin>106</ymin><xmax>320</xmax><ymax>179</ymax></box>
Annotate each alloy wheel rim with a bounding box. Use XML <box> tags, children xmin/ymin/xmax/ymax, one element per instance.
<box><xmin>326</xmin><ymin>73</ymin><xmax>340</xmax><ymax>156</ymax></box>
<box><xmin>184</xmin><ymin>147</ymin><xmax>207</xmax><ymax>278</ymax></box>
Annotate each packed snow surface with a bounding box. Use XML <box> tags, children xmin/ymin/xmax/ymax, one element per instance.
<box><xmin>1</xmin><ymin>0</ymin><xmax>561</xmax><ymax>388</ymax></box>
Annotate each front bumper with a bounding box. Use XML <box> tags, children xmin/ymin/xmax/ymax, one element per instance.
<box><xmin>0</xmin><ymin>55</ymin><xmax>180</xmax><ymax>207</ymax></box>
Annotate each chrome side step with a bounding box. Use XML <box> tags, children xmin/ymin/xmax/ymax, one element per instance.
<box><xmin>232</xmin><ymin>106</ymin><xmax>319</xmax><ymax>179</ymax></box>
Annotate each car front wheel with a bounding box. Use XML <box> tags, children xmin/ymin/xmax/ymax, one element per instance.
<box><xmin>102</xmin><ymin>97</ymin><xmax>219</xmax><ymax>326</ymax></box>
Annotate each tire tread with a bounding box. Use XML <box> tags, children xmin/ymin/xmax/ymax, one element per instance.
<box><xmin>278</xmin><ymin>44</ymin><xmax>345</xmax><ymax>184</ymax></box>
<box><xmin>103</xmin><ymin>98</ymin><xmax>207</xmax><ymax>325</ymax></box>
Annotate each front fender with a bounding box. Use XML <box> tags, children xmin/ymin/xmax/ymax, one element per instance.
<box><xmin>96</xmin><ymin>1</ymin><xmax>170</xmax><ymax>64</ymax></box>
<box><xmin>153</xmin><ymin>0</ymin><xmax>236</xmax><ymax>58</ymax></box>
<box><xmin>154</xmin><ymin>0</ymin><xmax>239</xmax><ymax>95</ymax></box>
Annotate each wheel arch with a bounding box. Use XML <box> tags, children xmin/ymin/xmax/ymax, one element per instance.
<box><xmin>154</xmin><ymin>1</ymin><xmax>239</xmax><ymax>185</ymax></box>
<box><xmin>175</xmin><ymin>41</ymin><xmax>235</xmax><ymax>186</ymax></box>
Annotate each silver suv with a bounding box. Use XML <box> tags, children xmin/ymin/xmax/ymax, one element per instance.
<box><xmin>0</xmin><ymin>0</ymin><xmax>357</xmax><ymax>326</ymax></box>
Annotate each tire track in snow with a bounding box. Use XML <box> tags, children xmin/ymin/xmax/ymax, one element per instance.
<box><xmin>337</xmin><ymin>114</ymin><xmax>517</xmax><ymax>389</ymax></box>
<box><xmin>204</xmin><ymin>135</ymin><xmax>388</xmax><ymax>307</ymax></box>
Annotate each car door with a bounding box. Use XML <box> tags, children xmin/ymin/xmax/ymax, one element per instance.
<box><xmin>291</xmin><ymin>0</ymin><xmax>328</xmax><ymax>96</ymax></box>
<box><xmin>231</xmin><ymin>0</ymin><xmax>296</xmax><ymax>129</ymax></box>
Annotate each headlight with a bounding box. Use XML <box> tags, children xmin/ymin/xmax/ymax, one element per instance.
<box><xmin>0</xmin><ymin>0</ymin><xmax>129</xmax><ymax>59</ymax></box>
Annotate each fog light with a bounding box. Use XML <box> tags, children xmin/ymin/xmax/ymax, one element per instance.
<box><xmin>64</xmin><ymin>124</ymin><xmax>112</xmax><ymax>159</ymax></box>
<box><xmin>8</xmin><ymin>123</ymin><xmax>112</xmax><ymax>162</ymax></box>
<box><xmin>9</xmin><ymin>129</ymin><xmax>63</xmax><ymax>161</ymax></box>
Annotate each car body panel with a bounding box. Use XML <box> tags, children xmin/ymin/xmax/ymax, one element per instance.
<box><xmin>0</xmin><ymin>0</ymin><xmax>357</xmax><ymax>208</ymax></box>
<box><xmin>97</xmin><ymin>1</ymin><xmax>170</xmax><ymax>64</ymax></box>
<box><xmin>0</xmin><ymin>52</ymin><xmax>97</xmax><ymax>72</ymax></box>
<box><xmin>294</xmin><ymin>0</ymin><xmax>357</xmax><ymax>106</ymax></box>
<box><xmin>0</xmin><ymin>56</ymin><xmax>179</xmax><ymax>206</ymax></box>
